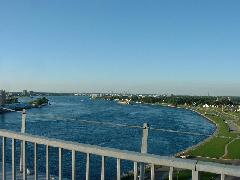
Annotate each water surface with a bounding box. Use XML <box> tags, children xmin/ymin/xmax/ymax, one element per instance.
<box><xmin>0</xmin><ymin>96</ymin><xmax>216</xmax><ymax>179</ymax></box>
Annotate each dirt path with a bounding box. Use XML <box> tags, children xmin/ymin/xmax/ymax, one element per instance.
<box><xmin>221</xmin><ymin>137</ymin><xmax>239</xmax><ymax>159</ymax></box>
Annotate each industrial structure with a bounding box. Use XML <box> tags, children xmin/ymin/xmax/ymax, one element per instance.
<box><xmin>0</xmin><ymin>90</ymin><xmax>6</xmax><ymax>106</ymax></box>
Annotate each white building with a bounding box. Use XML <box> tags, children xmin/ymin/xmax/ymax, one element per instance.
<box><xmin>203</xmin><ymin>104</ymin><xmax>210</xmax><ymax>108</ymax></box>
<box><xmin>237</xmin><ymin>106</ymin><xmax>240</xmax><ymax>112</ymax></box>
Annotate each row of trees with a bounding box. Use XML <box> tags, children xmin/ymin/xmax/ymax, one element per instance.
<box><xmin>99</xmin><ymin>95</ymin><xmax>239</xmax><ymax>107</ymax></box>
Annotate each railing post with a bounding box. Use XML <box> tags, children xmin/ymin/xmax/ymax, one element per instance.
<box><xmin>34</xmin><ymin>143</ymin><xmax>38</xmax><ymax>180</ymax></box>
<box><xmin>169</xmin><ymin>167</ymin><xmax>173</xmax><ymax>180</ymax></box>
<box><xmin>134</xmin><ymin>162</ymin><xmax>138</xmax><ymax>180</ymax></box>
<box><xmin>72</xmin><ymin>150</ymin><xmax>76</xmax><ymax>180</ymax></box>
<box><xmin>192</xmin><ymin>170</ymin><xmax>199</xmax><ymax>180</ymax></box>
<box><xmin>23</xmin><ymin>140</ymin><xmax>27</xmax><ymax>180</ymax></box>
<box><xmin>20</xmin><ymin>109</ymin><xmax>27</xmax><ymax>173</ymax></box>
<box><xmin>2</xmin><ymin>137</ymin><xmax>6</xmax><ymax>180</ymax></box>
<box><xmin>101</xmin><ymin>156</ymin><xmax>105</xmax><ymax>180</ymax></box>
<box><xmin>221</xmin><ymin>174</ymin><xmax>225</xmax><ymax>180</ymax></box>
<box><xmin>140</xmin><ymin>123</ymin><xmax>149</xmax><ymax>180</ymax></box>
<box><xmin>59</xmin><ymin>148</ymin><xmax>62</xmax><ymax>180</ymax></box>
<box><xmin>46</xmin><ymin>145</ymin><xmax>49</xmax><ymax>180</ymax></box>
<box><xmin>151</xmin><ymin>164</ymin><xmax>155</xmax><ymax>180</ymax></box>
<box><xmin>21</xmin><ymin>109</ymin><xmax>27</xmax><ymax>133</ymax></box>
<box><xmin>86</xmin><ymin>153</ymin><xmax>90</xmax><ymax>180</ymax></box>
<box><xmin>117</xmin><ymin>158</ymin><xmax>121</xmax><ymax>180</ymax></box>
<box><xmin>12</xmin><ymin>138</ymin><xmax>16</xmax><ymax>180</ymax></box>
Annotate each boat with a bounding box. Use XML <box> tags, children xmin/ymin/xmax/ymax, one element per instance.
<box><xmin>118</xmin><ymin>99</ymin><xmax>131</xmax><ymax>105</ymax></box>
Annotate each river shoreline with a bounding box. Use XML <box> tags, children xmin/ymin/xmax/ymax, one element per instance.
<box><xmin>122</xmin><ymin>103</ymin><xmax>219</xmax><ymax>179</ymax></box>
<box><xmin>0</xmin><ymin>97</ymin><xmax>49</xmax><ymax>114</ymax></box>
<box><xmin>173</xmin><ymin>106</ymin><xmax>219</xmax><ymax>157</ymax></box>
<box><xmin>116</xmin><ymin>101</ymin><xmax>219</xmax><ymax>157</ymax></box>
<box><xmin>148</xmin><ymin>103</ymin><xmax>219</xmax><ymax>157</ymax></box>
<box><xmin>0</xmin><ymin>103</ymin><xmax>48</xmax><ymax>114</ymax></box>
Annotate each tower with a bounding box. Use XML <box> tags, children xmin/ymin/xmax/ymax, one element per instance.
<box><xmin>0</xmin><ymin>90</ymin><xmax>6</xmax><ymax>106</ymax></box>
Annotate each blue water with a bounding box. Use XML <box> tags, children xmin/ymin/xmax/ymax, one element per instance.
<box><xmin>0</xmin><ymin>96</ymin><xmax>216</xmax><ymax>179</ymax></box>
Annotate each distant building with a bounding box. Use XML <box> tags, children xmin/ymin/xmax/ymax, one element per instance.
<box><xmin>0</xmin><ymin>90</ymin><xmax>6</xmax><ymax>106</ymax></box>
<box><xmin>29</xmin><ymin>91</ymin><xmax>34</xmax><ymax>96</ymax></box>
<box><xmin>22</xmin><ymin>90</ymin><xmax>28</xmax><ymax>96</ymax></box>
<box><xmin>203</xmin><ymin>104</ymin><xmax>209</xmax><ymax>108</ymax></box>
<box><xmin>91</xmin><ymin>94</ymin><xmax>99</xmax><ymax>99</ymax></box>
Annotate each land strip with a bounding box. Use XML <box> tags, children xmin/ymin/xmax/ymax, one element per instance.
<box><xmin>179</xmin><ymin>106</ymin><xmax>240</xmax><ymax>160</ymax></box>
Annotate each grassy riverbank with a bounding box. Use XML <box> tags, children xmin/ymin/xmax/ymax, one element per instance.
<box><xmin>171</xmin><ymin>106</ymin><xmax>240</xmax><ymax>179</ymax></box>
<box><xmin>183</xmin><ymin>106</ymin><xmax>240</xmax><ymax>159</ymax></box>
<box><xmin>97</xmin><ymin>95</ymin><xmax>240</xmax><ymax>179</ymax></box>
<box><xmin>123</xmin><ymin>105</ymin><xmax>240</xmax><ymax>179</ymax></box>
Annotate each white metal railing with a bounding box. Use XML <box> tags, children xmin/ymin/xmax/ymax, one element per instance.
<box><xmin>1</xmin><ymin>129</ymin><xmax>240</xmax><ymax>180</ymax></box>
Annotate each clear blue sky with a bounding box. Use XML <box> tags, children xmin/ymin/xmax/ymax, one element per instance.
<box><xmin>0</xmin><ymin>1</ymin><xmax>240</xmax><ymax>95</ymax></box>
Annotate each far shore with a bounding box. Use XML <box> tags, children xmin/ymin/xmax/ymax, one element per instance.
<box><xmin>0</xmin><ymin>97</ymin><xmax>49</xmax><ymax>114</ymax></box>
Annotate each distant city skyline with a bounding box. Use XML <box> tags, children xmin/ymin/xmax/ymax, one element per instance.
<box><xmin>1</xmin><ymin>1</ymin><xmax>240</xmax><ymax>96</ymax></box>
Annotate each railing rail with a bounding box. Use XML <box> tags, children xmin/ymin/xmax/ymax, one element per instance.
<box><xmin>1</xmin><ymin>129</ymin><xmax>240</xmax><ymax>179</ymax></box>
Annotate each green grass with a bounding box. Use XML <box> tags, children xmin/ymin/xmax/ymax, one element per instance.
<box><xmin>226</xmin><ymin>139</ymin><xmax>240</xmax><ymax>159</ymax></box>
<box><xmin>123</xmin><ymin>106</ymin><xmax>240</xmax><ymax>180</ymax></box>
<box><xmin>208</xmin><ymin>114</ymin><xmax>237</xmax><ymax>138</ymax></box>
<box><xmin>164</xmin><ymin>170</ymin><xmax>217</xmax><ymax>180</ymax></box>
<box><xmin>199</xmin><ymin>172</ymin><xmax>218</xmax><ymax>180</ymax></box>
<box><xmin>196</xmin><ymin>108</ymin><xmax>237</xmax><ymax>137</ymax></box>
<box><xmin>189</xmin><ymin>137</ymin><xmax>231</xmax><ymax>158</ymax></box>
<box><xmin>123</xmin><ymin>170</ymin><xmax>218</xmax><ymax>180</ymax></box>
<box><xmin>172</xmin><ymin>170</ymin><xmax>191</xmax><ymax>180</ymax></box>
<box><xmin>186</xmin><ymin>107</ymin><xmax>239</xmax><ymax>159</ymax></box>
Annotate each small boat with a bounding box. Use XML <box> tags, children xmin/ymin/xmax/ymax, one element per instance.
<box><xmin>118</xmin><ymin>99</ymin><xmax>131</xmax><ymax>105</ymax></box>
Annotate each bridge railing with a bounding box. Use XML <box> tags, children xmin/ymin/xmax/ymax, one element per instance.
<box><xmin>0</xmin><ymin>129</ymin><xmax>240</xmax><ymax>180</ymax></box>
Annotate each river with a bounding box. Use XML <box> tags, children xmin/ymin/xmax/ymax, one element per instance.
<box><xmin>0</xmin><ymin>96</ymin><xmax>216</xmax><ymax>179</ymax></box>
